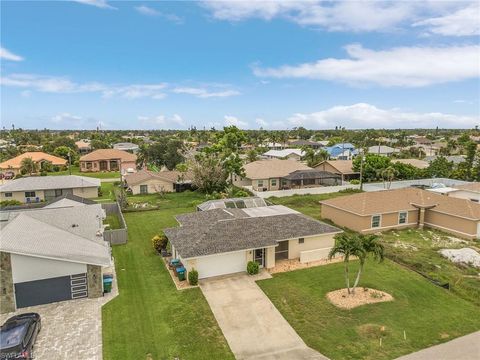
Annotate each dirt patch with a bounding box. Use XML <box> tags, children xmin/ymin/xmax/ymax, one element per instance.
<box><xmin>357</xmin><ymin>324</ymin><xmax>390</xmax><ymax>339</ymax></box>
<box><xmin>326</xmin><ymin>288</ymin><xmax>393</xmax><ymax>309</ymax></box>
<box><xmin>268</xmin><ymin>257</ymin><xmax>345</xmax><ymax>274</ymax></box>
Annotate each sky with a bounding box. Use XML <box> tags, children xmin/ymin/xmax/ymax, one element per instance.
<box><xmin>1</xmin><ymin>0</ymin><xmax>479</xmax><ymax>130</ymax></box>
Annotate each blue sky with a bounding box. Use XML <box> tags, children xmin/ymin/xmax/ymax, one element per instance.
<box><xmin>1</xmin><ymin>0</ymin><xmax>479</xmax><ymax>130</ymax></box>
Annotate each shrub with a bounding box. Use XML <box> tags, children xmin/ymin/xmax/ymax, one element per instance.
<box><xmin>349</xmin><ymin>179</ymin><xmax>360</xmax><ymax>185</ymax></box>
<box><xmin>113</xmin><ymin>181</ymin><xmax>121</xmax><ymax>186</ymax></box>
<box><xmin>188</xmin><ymin>269</ymin><xmax>199</xmax><ymax>285</ymax></box>
<box><xmin>247</xmin><ymin>261</ymin><xmax>259</xmax><ymax>275</ymax></box>
<box><xmin>151</xmin><ymin>234</ymin><xmax>168</xmax><ymax>252</ymax></box>
<box><xmin>40</xmin><ymin>171</ymin><xmax>47</xmax><ymax>176</ymax></box>
<box><xmin>52</xmin><ymin>165</ymin><xmax>60</xmax><ymax>172</ymax></box>
<box><xmin>14</xmin><ymin>174</ymin><xmax>23</xmax><ymax>179</ymax></box>
<box><xmin>0</xmin><ymin>200</ymin><xmax>22</xmax><ymax>208</ymax></box>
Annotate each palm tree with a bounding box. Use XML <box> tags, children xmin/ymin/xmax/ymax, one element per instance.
<box><xmin>20</xmin><ymin>157</ymin><xmax>38</xmax><ymax>176</ymax></box>
<box><xmin>351</xmin><ymin>235</ymin><xmax>384</xmax><ymax>293</ymax></box>
<box><xmin>378</xmin><ymin>166</ymin><xmax>397</xmax><ymax>189</ymax></box>
<box><xmin>328</xmin><ymin>233</ymin><xmax>365</xmax><ymax>295</ymax></box>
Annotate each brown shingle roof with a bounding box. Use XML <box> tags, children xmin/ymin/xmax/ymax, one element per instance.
<box><xmin>0</xmin><ymin>152</ymin><xmax>67</xmax><ymax>169</ymax></box>
<box><xmin>392</xmin><ymin>159</ymin><xmax>429</xmax><ymax>169</ymax></box>
<box><xmin>243</xmin><ymin>159</ymin><xmax>311</xmax><ymax>179</ymax></box>
<box><xmin>124</xmin><ymin>168</ymin><xmax>191</xmax><ymax>186</ymax></box>
<box><xmin>321</xmin><ymin>188</ymin><xmax>480</xmax><ymax>220</ymax></box>
<box><xmin>315</xmin><ymin>160</ymin><xmax>357</xmax><ymax>174</ymax></box>
<box><xmin>79</xmin><ymin>149</ymin><xmax>137</xmax><ymax>162</ymax></box>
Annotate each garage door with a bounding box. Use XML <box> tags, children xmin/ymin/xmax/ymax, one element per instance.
<box><xmin>15</xmin><ymin>273</ymin><xmax>88</xmax><ymax>308</ymax></box>
<box><xmin>195</xmin><ymin>251</ymin><xmax>247</xmax><ymax>279</ymax></box>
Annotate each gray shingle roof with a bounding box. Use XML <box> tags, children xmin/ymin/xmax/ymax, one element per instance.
<box><xmin>283</xmin><ymin>169</ymin><xmax>341</xmax><ymax>181</ymax></box>
<box><xmin>165</xmin><ymin>205</ymin><xmax>341</xmax><ymax>259</ymax></box>
<box><xmin>0</xmin><ymin>205</ymin><xmax>110</xmax><ymax>266</ymax></box>
<box><xmin>0</xmin><ymin>175</ymin><xmax>100</xmax><ymax>192</ymax></box>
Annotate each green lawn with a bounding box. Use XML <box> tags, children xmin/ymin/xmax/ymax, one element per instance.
<box><xmin>258</xmin><ymin>259</ymin><xmax>480</xmax><ymax>360</ymax></box>
<box><xmin>102</xmin><ymin>195</ymin><xmax>233</xmax><ymax>360</ymax></box>
<box><xmin>268</xmin><ymin>189</ymin><xmax>362</xmax><ymax>220</ymax></box>
<box><xmin>125</xmin><ymin>190</ymin><xmax>205</xmax><ymax>211</ymax></box>
<box><xmin>95</xmin><ymin>182</ymin><xmax>118</xmax><ymax>201</ymax></box>
<box><xmin>381</xmin><ymin>228</ymin><xmax>480</xmax><ymax>306</ymax></box>
<box><xmin>47</xmin><ymin>165</ymin><xmax>121</xmax><ymax>179</ymax></box>
<box><xmin>103</xmin><ymin>213</ymin><xmax>122</xmax><ymax>230</ymax></box>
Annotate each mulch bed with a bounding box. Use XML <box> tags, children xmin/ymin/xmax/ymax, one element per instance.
<box><xmin>326</xmin><ymin>288</ymin><xmax>393</xmax><ymax>309</ymax></box>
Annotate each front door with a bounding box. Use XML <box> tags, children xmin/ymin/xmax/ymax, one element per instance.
<box><xmin>254</xmin><ymin>248</ymin><xmax>265</xmax><ymax>267</ymax></box>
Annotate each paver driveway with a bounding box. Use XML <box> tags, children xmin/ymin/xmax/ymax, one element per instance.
<box><xmin>0</xmin><ymin>268</ymin><xmax>118</xmax><ymax>360</ymax></box>
<box><xmin>200</xmin><ymin>273</ymin><xmax>328</xmax><ymax>360</ymax></box>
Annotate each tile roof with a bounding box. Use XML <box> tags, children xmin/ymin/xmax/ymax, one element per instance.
<box><xmin>165</xmin><ymin>205</ymin><xmax>341</xmax><ymax>258</ymax></box>
<box><xmin>0</xmin><ymin>152</ymin><xmax>67</xmax><ymax>169</ymax></box>
<box><xmin>0</xmin><ymin>175</ymin><xmax>100</xmax><ymax>192</ymax></box>
<box><xmin>243</xmin><ymin>159</ymin><xmax>312</xmax><ymax>179</ymax></box>
<box><xmin>124</xmin><ymin>168</ymin><xmax>192</xmax><ymax>186</ymax></box>
<box><xmin>0</xmin><ymin>205</ymin><xmax>110</xmax><ymax>266</ymax></box>
<box><xmin>79</xmin><ymin>149</ymin><xmax>137</xmax><ymax>162</ymax></box>
<box><xmin>321</xmin><ymin>188</ymin><xmax>480</xmax><ymax>220</ymax></box>
<box><xmin>392</xmin><ymin>159</ymin><xmax>429</xmax><ymax>169</ymax></box>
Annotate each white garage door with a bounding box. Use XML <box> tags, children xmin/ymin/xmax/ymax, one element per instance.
<box><xmin>195</xmin><ymin>251</ymin><xmax>247</xmax><ymax>279</ymax></box>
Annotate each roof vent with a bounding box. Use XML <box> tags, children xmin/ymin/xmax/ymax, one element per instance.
<box><xmin>71</xmin><ymin>224</ymin><xmax>79</xmax><ymax>228</ymax></box>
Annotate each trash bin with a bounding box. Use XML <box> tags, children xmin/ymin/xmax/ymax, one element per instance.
<box><xmin>169</xmin><ymin>258</ymin><xmax>181</xmax><ymax>269</ymax></box>
<box><xmin>103</xmin><ymin>278</ymin><xmax>113</xmax><ymax>293</ymax></box>
<box><xmin>177</xmin><ymin>267</ymin><xmax>186</xmax><ymax>281</ymax></box>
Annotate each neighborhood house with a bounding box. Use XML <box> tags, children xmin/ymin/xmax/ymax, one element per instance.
<box><xmin>124</xmin><ymin>169</ymin><xmax>192</xmax><ymax>194</ymax></box>
<box><xmin>0</xmin><ymin>152</ymin><xmax>67</xmax><ymax>175</ymax></box>
<box><xmin>314</xmin><ymin>160</ymin><xmax>360</xmax><ymax>183</ymax></box>
<box><xmin>79</xmin><ymin>149</ymin><xmax>137</xmax><ymax>174</ymax></box>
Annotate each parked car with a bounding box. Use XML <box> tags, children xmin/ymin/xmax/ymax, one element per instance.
<box><xmin>3</xmin><ymin>172</ymin><xmax>14</xmax><ymax>180</ymax></box>
<box><xmin>0</xmin><ymin>313</ymin><xmax>41</xmax><ymax>360</ymax></box>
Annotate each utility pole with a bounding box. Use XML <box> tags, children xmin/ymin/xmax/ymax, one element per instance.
<box><xmin>68</xmin><ymin>151</ymin><xmax>72</xmax><ymax>175</ymax></box>
<box><xmin>359</xmin><ymin>150</ymin><xmax>365</xmax><ymax>191</ymax></box>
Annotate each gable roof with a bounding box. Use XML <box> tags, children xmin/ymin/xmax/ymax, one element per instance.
<box><xmin>0</xmin><ymin>175</ymin><xmax>100</xmax><ymax>192</ymax></box>
<box><xmin>263</xmin><ymin>149</ymin><xmax>305</xmax><ymax>158</ymax></box>
<box><xmin>314</xmin><ymin>160</ymin><xmax>358</xmax><ymax>174</ymax></box>
<box><xmin>165</xmin><ymin>205</ymin><xmax>341</xmax><ymax>258</ymax></box>
<box><xmin>75</xmin><ymin>140</ymin><xmax>91</xmax><ymax>149</ymax></box>
<box><xmin>44</xmin><ymin>193</ymin><xmax>97</xmax><ymax>208</ymax></box>
<box><xmin>283</xmin><ymin>169</ymin><xmax>341</xmax><ymax>181</ymax></box>
<box><xmin>0</xmin><ymin>205</ymin><xmax>110</xmax><ymax>266</ymax></box>
<box><xmin>243</xmin><ymin>159</ymin><xmax>312</xmax><ymax>179</ymax></box>
<box><xmin>80</xmin><ymin>149</ymin><xmax>137</xmax><ymax>162</ymax></box>
<box><xmin>124</xmin><ymin>168</ymin><xmax>191</xmax><ymax>186</ymax></box>
<box><xmin>368</xmin><ymin>145</ymin><xmax>399</xmax><ymax>154</ymax></box>
<box><xmin>321</xmin><ymin>188</ymin><xmax>480</xmax><ymax>220</ymax></box>
<box><xmin>197</xmin><ymin>197</ymin><xmax>268</xmax><ymax>211</ymax></box>
<box><xmin>392</xmin><ymin>159</ymin><xmax>429</xmax><ymax>169</ymax></box>
<box><xmin>0</xmin><ymin>152</ymin><xmax>67</xmax><ymax>169</ymax></box>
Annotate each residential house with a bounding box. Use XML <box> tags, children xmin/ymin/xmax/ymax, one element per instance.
<box><xmin>326</xmin><ymin>143</ymin><xmax>358</xmax><ymax>160</ymax></box>
<box><xmin>289</xmin><ymin>140</ymin><xmax>324</xmax><ymax>149</ymax></box>
<box><xmin>427</xmin><ymin>183</ymin><xmax>480</xmax><ymax>203</ymax></box>
<box><xmin>321</xmin><ymin>188</ymin><xmax>480</xmax><ymax>240</ymax></box>
<box><xmin>368</xmin><ymin>145</ymin><xmax>400</xmax><ymax>156</ymax></box>
<box><xmin>0</xmin><ymin>203</ymin><xmax>111</xmax><ymax>312</ymax></box>
<box><xmin>0</xmin><ymin>175</ymin><xmax>100</xmax><ymax>203</ymax></box>
<box><xmin>424</xmin><ymin>155</ymin><xmax>466</xmax><ymax>165</ymax></box>
<box><xmin>196</xmin><ymin>196</ymin><xmax>268</xmax><ymax>211</ymax></box>
<box><xmin>392</xmin><ymin>159</ymin><xmax>429</xmax><ymax>169</ymax></box>
<box><xmin>124</xmin><ymin>169</ymin><xmax>192</xmax><ymax>194</ymax></box>
<box><xmin>75</xmin><ymin>140</ymin><xmax>92</xmax><ymax>154</ymax></box>
<box><xmin>314</xmin><ymin>160</ymin><xmax>360</xmax><ymax>183</ymax></box>
<box><xmin>265</xmin><ymin>142</ymin><xmax>288</xmax><ymax>150</ymax></box>
<box><xmin>262</xmin><ymin>149</ymin><xmax>305</xmax><ymax>161</ymax></box>
<box><xmin>0</xmin><ymin>152</ymin><xmax>67</xmax><ymax>175</ymax></box>
<box><xmin>113</xmin><ymin>142</ymin><xmax>140</xmax><ymax>153</ymax></box>
<box><xmin>164</xmin><ymin>203</ymin><xmax>342</xmax><ymax>279</ymax></box>
<box><xmin>79</xmin><ymin>149</ymin><xmax>137</xmax><ymax>174</ymax></box>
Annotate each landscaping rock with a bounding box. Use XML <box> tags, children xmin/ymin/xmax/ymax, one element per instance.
<box><xmin>439</xmin><ymin>248</ymin><xmax>480</xmax><ymax>268</ymax></box>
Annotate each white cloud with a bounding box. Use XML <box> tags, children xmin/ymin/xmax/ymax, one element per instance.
<box><xmin>255</xmin><ymin>118</ymin><xmax>268</xmax><ymax>128</ymax></box>
<box><xmin>102</xmin><ymin>84</ymin><xmax>168</xmax><ymax>99</ymax></box>
<box><xmin>224</xmin><ymin>115</ymin><xmax>248</xmax><ymax>129</ymax></box>
<box><xmin>138</xmin><ymin>114</ymin><xmax>185</xmax><ymax>129</ymax></box>
<box><xmin>51</xmin><ymin>112</ymin><xmax>83</xmax><ymax>124</ymax></box>
<box><xmin>74</xmin><ymin>0</ymin><xmax>116</xmax><ymax>10</ymax></box>
<box><xmin>173</xmin><ymin>87</ymin><xmax>240</xmax><ymax>98</ymax></box>
<box><xmin>135</xmin><ymin>5</ymin><xmax>184</xmax><ymax>23</ymax></box>
<box><xmin>413</xmin><ymin>4</ymin><xmax>480</xmax><ymax>36</ymax></box>
<box><xmin>285</xmin><ymin>103</ymin><xmax>479</xmax><ymax>129</ymax></box>
<box><xmin>253</xmin><ymin>44</ymin><xmax>480</xmax><ymax>87</ymax></box>
<box><xmin>0</xmin><ymin>47</ymin><xmax>24</xmax><ymax>61</ymax></box>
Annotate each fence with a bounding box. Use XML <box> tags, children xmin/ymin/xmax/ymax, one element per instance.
<box><xmin>249</xmin><ymin>184</ymin><xmax>360</xmax><ymax>198</ymax></box>
<box><xmin>102</xmin><ymin>202</ymin><xmax>128</xmax><ymax>245</ymax></box>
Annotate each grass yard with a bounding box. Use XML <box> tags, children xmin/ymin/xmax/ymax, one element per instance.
<box><xmin>95</xmin><ymin>182</ymin><xmax>118</xmax><ymax>201</ymax></box>
<box><xmin>102</xmin><ymin>194</ymin><xmax>233</xmax><ymax>360</ymax></box>
<box><xmin>48</xmin><ymin>165</ymin><xmax>121</xmax><ymax>179</ymax></box>
<box><xmin>258</xmin><ymin>259</ymin><xmax>480</xmax><ymax>360</ymax></box>
<box><xmin>103</xmin><ymin>213</ymin><xmax>122</xmax><ymax>230</ymax></box>
<box><xmin>268</xmin><ymin>189</ymin><xmax>362</xmax><ymax>220</ymax></box>
<box><xmin>381</xmin><ymin>228</ymin><xmax>480</xmax><ymax>306</ymax></box>
<box><xmin>125</xmin><ymin>190</ymin><xmax>205</xmax><ymax>211</ymax></box>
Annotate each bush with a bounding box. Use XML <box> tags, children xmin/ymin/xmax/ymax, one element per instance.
<box><xmin>188</xmin><ymin>269</ymin><xmax>199</xmax><ymax>285</ymax></box>
<box><xmin>349</xmin><ymin>179</ymin><xmax>360</xmax><ymax>185</ymax></box>
<box><xmin>247</xmin><ymin>261</ymin><xmax>259</xmax><ymax>275</ymax></box>
<box><xmin>151</xmin><ymin>234</ymin><xmax>168</xmax><ymax>252</ymax></box>
<box><xmin>113</xmin><ymin>181</ymin><xmax>121</xmax><ymax>186</ymax></box>
<box><xmin>14</xmin><ymin>174</ymin><xmax>23</xmax><ymax>179</ymax></box>
<box><xmin>52</xmin><ymin>165</ymin><xmax>60</xmax><ymax>172</ymax></box>
<box><xmin>40</xmin><ymin>171</ymin><xmax>47</xmax><ymax>176</ymax></box>
<box><xmin>0</xmin><ymin>200</ymin><xmax>22</xmax><ymax>208</ymax></box>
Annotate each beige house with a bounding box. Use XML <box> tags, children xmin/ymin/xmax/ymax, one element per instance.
<box><xmin>124</xmin><ymin>169</ymin><xmax>192</xmax><ymax>194</ymax></box>
<box><xmin>165</xmin><ymin>203</ymin><xmax>342</xmax><ymax>279</ymax></box>
<box><xmin>0</xmin><ymin>152</ymin><xmax>67</xmax><ymax>175</ymax></box>
<box><xmin>0</xmin><ymin>175</ymin><xmax>100</xmax><ymax>203</ymax></box>
<box><xmin>234</xmin><ymin>159</ymin><xmax>312</xmax><ymax>191</ymax></box>
<box><xmin>314</xmin><ymin>160</ymin><xmax>359</xmax><ymax>183</ymax></box>
<box><xmin>79</xmin><ymin>149</ymin><xmax>137</xmax><ymax>174</ymax></box>
<box><xmin>321</xmin><ymin>188</ymin><xmax>480</xmax><ymax>240</ymax></box>
<box><xmin>427</xmin><ymin>183</ymin><xmax>480</xmax><ymax>203</ymax></box>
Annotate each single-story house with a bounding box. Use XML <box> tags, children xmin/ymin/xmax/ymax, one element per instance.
<box><xmin>314</xmin><ymin>160</ymin><xmax>359</xmax><ymax>183</ymax></box>
<box><xmin>289</xmin><ymin>140</ymin><xmax>324</xmax><ymax>149</ymax></box>
<box><xmin>79</xmin><ymin>149</ymin><xmax>137</xmax><ymax>174</ymax></box>
<box><xmin>124</xmin><ymin>169</ymin><xmax>192</xmax><ymax>194</ymax></box>
<box><xmin>392</xmin><ymin>158</ymin><xmax>429</xmax><ymax>169</ymax></box>
<box><xmin>197</xmin><ymin>196</ymin><xmax>268</xmax><ymax>211</ymax></box>
<box><xmin>75</xmin><ymin>140</ymin><xmax>92</xmax><ymax>154</ymax></box>
<box><xmin>164</xmin><ymin>204</ymin><xmax>342</xmax><ymax>279</ymax></box>
<box><xmin>326</xmin><ymin>143</ymin><xmax>357</xmax><ymax>159</ymax></box>
<box><xmin>282</xmin><ymin>169</ymin><xmax>342</xmax><ymax>188</ymax></box>
<box><xmin>233</xmin><ymin>159</ymin><xmax>311</xmax><ymax>191</ymax></box>
<box><xmin>0</xmin><ymin>152</ymin><xmax>67</xmax><ymax>175</ymax></box>
<box><xmin>424</xmin><ymin>155</ymin><xmax>466</xmax><ymax>165</ymax></box>
<box><xmin>265</xmin><ymin>142</ymin><xmax>288</xmax><ymax>150</ymax></box>
<box><xmin>368</xmin><ymin>145</ymin><xmax>400</xmax><ymax>156</ymax></box>
<box><xmin>427</xmin><ymin>183</ymin><xmax>480</xmax><ymax>203</ymax></box>
<box><xmin>321</xmin><ymin>188</ymin><xmax>480</xmax><ymax>240</ymax></box>
<box><xmin>262</xmin><ymin>149</ymin><xmax>305</xmax><ymax>161</ymax></box>
<box><xmin>113</xmin><ymin>142</ymin><xmax>140</xmax><ymax>153</ymax></box>
<box><xmin>0</xmin><ymin>204</ymin><xmax>111</xmax><ymax>313</ymax></box>
<box><xmin>0</xmin><ymin>175</ymin><xmax>100</xmax><ymax>203</ymax></box>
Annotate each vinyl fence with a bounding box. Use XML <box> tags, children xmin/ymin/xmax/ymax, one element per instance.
<box><xmin>102</xmin><ymin>202</ymin><xmax>128</xmax><ymax>245</ymax></box>
<box><xmin>249</xmin><ymin>184</ymin><xmax>360</xmax><ymax>198</ymax></box>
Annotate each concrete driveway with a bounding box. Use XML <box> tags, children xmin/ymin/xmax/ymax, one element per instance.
<box><xmin>200</xmin><ymin>273</ymin><xmax>328</xmax><ymax>360</ymax></box>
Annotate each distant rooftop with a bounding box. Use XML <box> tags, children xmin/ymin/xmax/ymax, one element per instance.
<box><xmin>197</xmin><ymin>196</ymin><xmax>268</xmax><ymax>211</ymax></box>
<box><xmin>0</xmin><ymin>175</ymin><xmax>100</xmax><ymax>192</ymax></box>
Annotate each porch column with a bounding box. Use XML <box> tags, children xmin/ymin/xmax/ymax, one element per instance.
<box><xmin>418</xmin><ymin>208</ymin><xmax>426</xmax><ymax>229</ymax></box>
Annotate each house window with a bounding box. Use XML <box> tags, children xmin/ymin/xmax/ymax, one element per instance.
<box><xmin>140</xmin><ymin>185</ymin><xmax>148</xmax><ymax>194</ymax></box>
<box><xmin>398</xmin><ymin>212</ymin><xmax>407</xmax><ymax>224</ymax></box>
<box><xmin>371</xmin><ymin>215</ymin><xmax>381</xmax><ymax>228</ymax></box>
<box><xmin>86</xmin><ymin>162</ymin><xmax>92</xmax><ymax>170</ymax></box>
<box><xmin>298</xmin><ymin>238</ymin><xmax>305</xmax><ymax>244</ymax></box>
<box><xmin>4</xmin><ymin>192</ymin><xmax>12</xmax><ymax>198</ymax></box>
<box><xmin>271</xmin><ymin>179</ymin><xmax>277</xmax><ymax>187</ymax></box>
<box><xmin>257</xmin><ymin>180</ymin><xmax>263</xmax><ymax>187</ymax></box>
<box><xmin>25</xmin><ymin>191</ymin><xmax>36</xmax><ymax>198</ymax></box>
